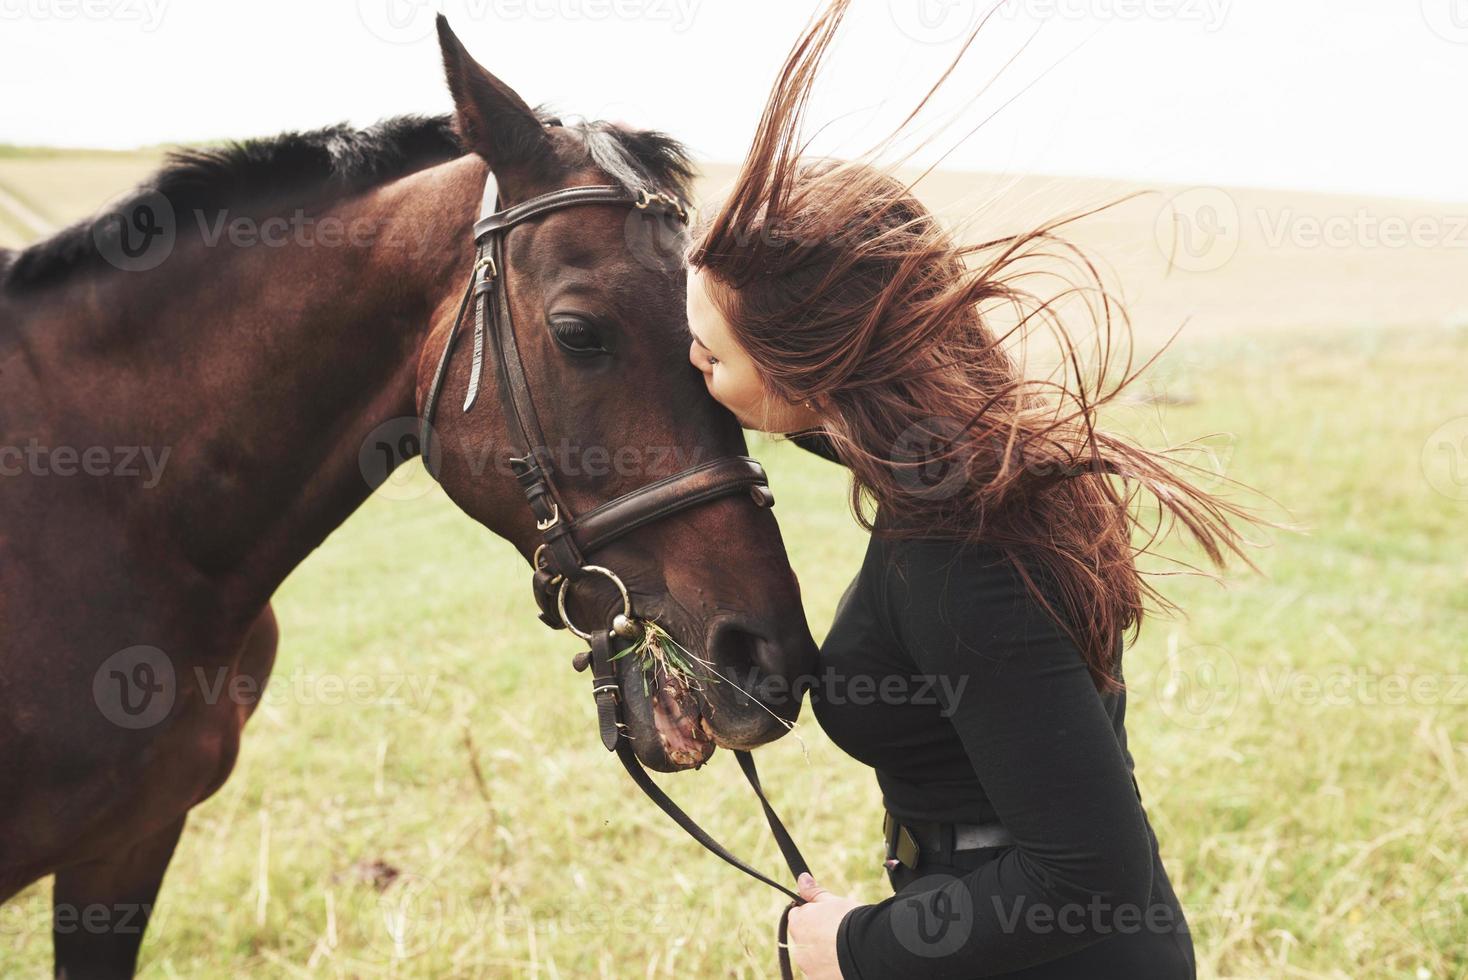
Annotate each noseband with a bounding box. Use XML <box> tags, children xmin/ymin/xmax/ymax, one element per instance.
<box><xmin>420</xmin><ymin>165</ymin><xmax>807</xmax><ymax>977</ymax></box>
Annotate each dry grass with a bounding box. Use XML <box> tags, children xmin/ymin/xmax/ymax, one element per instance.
<box><xmin>1</xmin><ymin>150</ymin><xmax>1464</xmax><ymax>977</ymax></box>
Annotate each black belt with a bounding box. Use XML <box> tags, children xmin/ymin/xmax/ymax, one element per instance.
<box><xmin>884</xmin><ymin>811</ymin><xmax>1015</xmax><ymax>870</ymax></box>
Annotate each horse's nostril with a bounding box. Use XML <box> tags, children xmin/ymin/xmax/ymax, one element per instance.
<box><xmin>702</xmin><ymin>619</ymin><xmax>814</xmax><ymax>737</ymax></box>
<box><xmin>705</xmin><ymin>620</ymin><xmax>780</xmax><ymax>684</ymax></box>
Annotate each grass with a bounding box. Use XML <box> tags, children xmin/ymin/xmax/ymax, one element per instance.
<box><xmin>2</xmin><ymin>322</ymin><xmax>1465</xmax><ymax>978</ymax></box>
<box><xmin>610</xmin><ymin>620</ymin><xmax>706</xmax><ymax>699</ymax></box>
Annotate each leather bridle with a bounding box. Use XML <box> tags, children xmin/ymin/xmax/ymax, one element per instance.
<box><xmin>420</xmin><ymin>165</ymin><xmax>809</xmax><ymax>977</ymax></box>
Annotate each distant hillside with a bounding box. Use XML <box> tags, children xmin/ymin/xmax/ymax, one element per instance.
<box><xmin>4</xmin><ymin>149</ymin><xmax>1461</xmax><ymax>342</ymax></box>
<box><xmin>697</xmin><ymin>163</ymin><xmax>1468</xmax><ymax>340</ymax></box>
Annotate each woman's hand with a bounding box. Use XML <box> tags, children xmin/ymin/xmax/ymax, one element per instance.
<box><xmin>788</xmin><ymin>872</ymin><xmax>863</xmax><ymax>979</ymax></box>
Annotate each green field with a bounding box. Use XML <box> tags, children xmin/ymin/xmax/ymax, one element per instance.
<box><xmin>3</xmin><ymin>319</ymin><xmax>1464</xmax><ymax>977</ymax></box>
<box><xmin>2</xmin><ymin>145</ymin><xmax>1465</xmax><ymax>977</ymax></box>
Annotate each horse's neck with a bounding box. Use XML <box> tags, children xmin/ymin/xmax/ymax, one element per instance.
<box><xmin>31</xmin><ymin>157</ymin><xmax>483</xmax><ymax>612</ymax></box>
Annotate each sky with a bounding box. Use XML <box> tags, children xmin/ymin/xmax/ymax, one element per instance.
<box><xmin>2</xmin><ymin>0</ymin><xmax>1465</xmax><ymax>202</ymax></box>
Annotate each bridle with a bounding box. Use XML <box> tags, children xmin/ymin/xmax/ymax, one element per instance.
<box><xmin>420</xmin><ymin>163</ymin><xmax>809</xmax><ymax>977</ymax></box>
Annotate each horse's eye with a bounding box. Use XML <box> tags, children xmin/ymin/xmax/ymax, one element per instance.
<box><xmin>550</xmin><ymin>315</ymin><xmax>609</xmax><ymax>357</ymax></box>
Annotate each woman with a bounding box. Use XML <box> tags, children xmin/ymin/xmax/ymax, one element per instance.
<box><xmin>684</xmin><ymin>4</ymin><xmax>1254</xmax><ymax>977</ymax></box>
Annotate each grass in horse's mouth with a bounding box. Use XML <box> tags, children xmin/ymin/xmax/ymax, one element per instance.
<box><xmin>610</xmin><ymin>621</ymin><xmax>713</xmax><ymax>697</ymax></box>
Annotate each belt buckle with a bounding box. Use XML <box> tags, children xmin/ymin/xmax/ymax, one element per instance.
<box><xmin>882</xmin><ymin>812</ymin><xmax>921</xmax><ymax>870</ymax></box>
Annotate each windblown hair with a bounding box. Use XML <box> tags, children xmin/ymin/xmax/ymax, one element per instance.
<box><xmin>688</xmin><ymin>0</ymin><xmax>1259</xmax><ymax>690</ymax></box>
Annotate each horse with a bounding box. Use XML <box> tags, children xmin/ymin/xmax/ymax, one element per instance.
<box><xmin>0</xmin><ymin>19</ymin><xmax>818</xmax><ymax>977</ymax></box>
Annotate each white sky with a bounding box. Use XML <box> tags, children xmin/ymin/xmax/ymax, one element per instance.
<box><xmin>2</xmin><ymin>0</ymin><xmax>1465</xmax><ymax>201</ymax></box>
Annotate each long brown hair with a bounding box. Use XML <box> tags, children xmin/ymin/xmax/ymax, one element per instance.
<box><xmin>688</xmin><ymin>0</ymin><xmax>1260</xmax><ymax>691</ymax></box>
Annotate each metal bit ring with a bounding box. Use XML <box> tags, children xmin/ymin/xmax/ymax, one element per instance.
<box><xmin>557</xmin><ymin>565</ymin><xmax>641</xmax><ymax>642</ymax></box>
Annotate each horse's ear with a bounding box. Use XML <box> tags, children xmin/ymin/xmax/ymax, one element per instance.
<box><xmin>436</xmin><ymin>15</ymin><xmax>551</xmax><ymax>171</ymax></box>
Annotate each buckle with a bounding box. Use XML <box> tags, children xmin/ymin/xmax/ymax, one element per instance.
<box><xmin>634</xmin><ymin>189</ymin><xmax>689</xmax><ymax>222</ymax></box>
<box><xmin>535</xmin><ymin>501</ymin><xmax>560</xmax><ymax>531</ymax></box>
<box><xmin>883</xmin><ymin>812</ymin><xmax>921</xmax><ymax>870</ymax></box>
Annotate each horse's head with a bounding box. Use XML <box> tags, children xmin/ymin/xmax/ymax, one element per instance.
<box><xmin>420</xmin><ymin>19</ymin><xmax>819</xmax><ymax>772</ymax></box>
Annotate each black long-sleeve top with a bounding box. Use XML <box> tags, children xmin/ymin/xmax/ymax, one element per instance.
<box><xmin>788</xmin><ymin>432</ymin><xmax>1189</xmax><ymax>977</ymax></box>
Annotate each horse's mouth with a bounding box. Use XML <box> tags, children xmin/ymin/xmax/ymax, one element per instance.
<box><xmin>648</xmin><ymin>669</ymin><xmax>716</xmax><ymax>769</ymax></box>
<box><xmin>607</xmin><ymin>620</ymin><xmax>808</xmax><ymax>771</ymax></box>
<box><xmin>615</xmin><ymin>647</ymin><xmax>716</xmax><ymax>772</ymax></box>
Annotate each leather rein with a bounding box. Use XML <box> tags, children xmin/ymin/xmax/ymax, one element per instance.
<box><xmin>419</xmin><ymin>166</ymin><xmax>808</xmax><ymax>977</ymax></box>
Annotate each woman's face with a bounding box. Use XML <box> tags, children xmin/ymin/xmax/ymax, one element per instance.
<box><xmin>686</xmin><ymin>266</ymin><xmax>823</xmax><ymax>434</ymax></box>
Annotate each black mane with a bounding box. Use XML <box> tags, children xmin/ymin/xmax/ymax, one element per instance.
<box><xmin>4</xmin><ymin>111</ymin><xmax>695</xmax><ymax>294</ymax></box>
<box><xmin>4</xmin><ymin>115</ymin><xmax>463</xmax><ymax>293</ymax></box>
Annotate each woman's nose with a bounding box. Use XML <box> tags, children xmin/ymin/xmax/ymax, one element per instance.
<box><xmin>688</xmin><ymin>340</ymin><xmax>705</xmax><ymax>373</ymax></box>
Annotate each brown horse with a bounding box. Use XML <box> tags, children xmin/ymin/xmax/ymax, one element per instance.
<box><xmin>0</xmin><ymin>20</ymin><xmax>817</xmax><ymax>978</ymax></box>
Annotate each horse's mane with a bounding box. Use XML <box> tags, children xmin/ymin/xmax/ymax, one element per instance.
<box><xmin>3</xmin><ymin>111</ymin><xmax>694</xmax><ymax>295</ymax></box>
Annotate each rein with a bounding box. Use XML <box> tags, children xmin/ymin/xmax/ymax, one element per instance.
<box><xmin>420</xmin><ymin>165</ymin><xmax>808</xmax><ymax>978</ymax></box>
